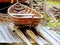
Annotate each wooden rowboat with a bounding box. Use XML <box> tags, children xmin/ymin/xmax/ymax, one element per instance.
<box><xmin>8</xmin><ymin>2</ymin><xmax>43</xmax><ymax>27</ymax></box>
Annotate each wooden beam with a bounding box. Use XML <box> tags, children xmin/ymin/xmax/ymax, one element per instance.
<box><xmin>29</xmin><ymin>0</ymin><xmax>33</xmax><ymax>8</ymax></box>
<box><xmin>26</xmin><ymin>30</ymin><xmax>44</xmax><ymax>45</ymax></box>
<box><xmin>8</xmin><ymin>23</ymin><xmax>32</xmax><ymax>45</ymax></box>
<box><xmin>42</xmin><ymin>0</ymin><xmax>46</xmax><ymax>13</ymax></box>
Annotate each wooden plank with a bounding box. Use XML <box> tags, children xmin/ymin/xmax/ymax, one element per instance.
<box><xmin>36</xmin><ymin>24</ymin><xmax>59</xmax><ymax>45</ymax></box>
<box><xmin>3</xmin><ymin>23</ymin><xmax>23</xmax><ymax>43</ymax></box>
<box><xmin>41</xmin><ymin>26</ymin><xmax>60</xmax><ymax>43</ymax></box>
<box><xmin>8</xmin><ymin>22</ymin><xmax>32</xmax><ymax>45</ymax></box>
<box><xmin>37</xmin><ymin>36</ymin><xmax>49</xmax><ymax>45</ymax></box>
<box><xmin>15</xmin><ymin>29</ymin><xmax>32</xmax><ymax>45</ymax></box>
<box><xmin>26</xmin><ymin>30</ymin><xmax>44</xmax><ymax>45</ymax></box>
<box><xmin>0</xmin><ymin>22</ymin><xmax>11</xmax><ymax>42</ymax></box>
<box><xmin>46</xmin><ymin>10</ymin><xmax>57</xmax><ymax>21</ymax></box>
<box><xmin>46</xmin><ymin>27</ymin><xmax>60</xmax><ymax>40</ymax></box>
<box><xmin>0</xmin><ymin>31</ymin><xmax>7</xmax><ymax>42</ymax></box>
<box><xmin>0</xmin><ymin>21</ymin><xmax>23</xmax><ymax>43</ymax></box>
<box><xmin>1</xmin><ymin>23</ymin><xmax>17</xmax><ymax>42</ymax></box>
<box><xmin>46</xmin><ymin>27</ymin><xmax>60</xmax><ymax>39</ymax></box>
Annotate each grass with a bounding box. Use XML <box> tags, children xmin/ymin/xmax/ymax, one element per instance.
<box><xmin>42</xmin><ymin>13</ymin><xmax>53</xmax><ymax>21</ymax></box>
<box><xmin>48</xmin><ymin>22</ymin><xmax>60</xmax><ymax>27</ymax></box>
<box><xmin>41</xmin><ymin>1</ymin><xmax>60</xmax><ymax>27</ymax></box>
<box><xmin>46</xmin><ymin>1</ymin><xmax>60</xmax><ymax>27</ymax></box>
<box><xmin>47</xmin><ymin>1</ymin><xmax>60</xmax><ymax>5</ymax></box>
<box><xmin>42</xmin><ymin>13</ymin><xmax>60</xmax><ymax>27</ymax></box>
<box><xmin>46</xmin><ymin>1</ymin><xmax>60</xmax><ymax>8</ymax></box>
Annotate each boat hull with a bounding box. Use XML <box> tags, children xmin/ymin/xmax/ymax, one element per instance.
<box><xmin>8</xmin><ymin>3</ymin><xmax>43</xmax><ymax>27</ymax></box>
<box><xmin>12</xmin><ymin>18</ymin><xmax>41</xmax><ymax>27</ymax></box>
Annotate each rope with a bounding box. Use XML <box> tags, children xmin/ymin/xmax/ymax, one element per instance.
<box><xmin>17</xmin><ymin>0</ymin><xmax>19</xmax><ymax>3</ymax></box>
<box><xmin>0</xmin><ymin>6</ymin><xmax>10</xmax><ymax>10</ymax></box>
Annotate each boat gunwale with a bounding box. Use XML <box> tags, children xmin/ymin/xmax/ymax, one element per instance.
<box><xmin>8</xmin><ymin>3</ymin><xmax>43</xmax><ymax>19</ymax></box>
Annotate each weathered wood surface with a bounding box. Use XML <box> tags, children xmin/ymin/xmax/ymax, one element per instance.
<box><xmin>0</xmin><ymin>13</ymin><xmax>60</xmax><ymax>45</ymax></box>
<box><xmin>0</xmin><ymin>21</ymin><xmax>23</xmax><ymax>43</ymax></box>
<box><xmin>36</xmin><ymin>24</ymin><xmax>60</xmax><ymax>45</ymax></box>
